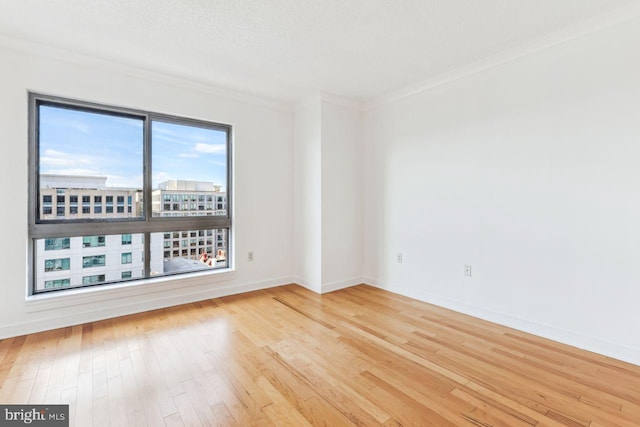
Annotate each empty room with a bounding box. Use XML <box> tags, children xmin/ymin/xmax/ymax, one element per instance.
<box><xmin>1</xmin><ymin>1</ymin><xmax>640</xmax><ymax>426</ymax></box>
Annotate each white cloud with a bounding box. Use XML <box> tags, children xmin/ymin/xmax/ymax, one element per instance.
<box><xmin>194</xmin><ymin>143</ymin><xmax>225</xmax><ymax>154</ymax></box>
<box><xmin>40</xmin><ymin>149</ymin><xmax>95</xmax><ymax>169</ymax></box>
<box><xmin>179</xmin><ymin>153</ymin><xmax>199</xmax><ymax>158</ymax></box>
<box><xmin>40</xmin><ymin>156</ymin><xmax>74</xmax><ymax>167</ymax></box>
<box><xmin>50</xmin><ymin>168</ymin><xmax>101</xmax><ymax>176</ymax></box>
<box><xmin>153</xmin><ymin>171</ymin><xmax>172</xmax><ymax>184</ymax></box>
<box><xmin>105</xmin><ymin>174</ymin><xmax>142</xmax><ymax>189</ymax></box>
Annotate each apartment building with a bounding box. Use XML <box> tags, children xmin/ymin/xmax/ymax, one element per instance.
<box><xmin>40</xmin><ymin>174</ymin><xmax>142</xmax><ymax>219</ymax></box>
<box><xmin>36</xmin><ymin>176</ymin><xmax>227</xmax><ymax>291</ymax></box>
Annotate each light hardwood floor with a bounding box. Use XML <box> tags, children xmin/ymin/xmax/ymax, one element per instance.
<box><xmin>1</xmin><ymin>284</ymin><xmax>639</xmax><ymax>426</ymax></box>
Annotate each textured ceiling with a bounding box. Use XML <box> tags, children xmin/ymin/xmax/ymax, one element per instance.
<box><xmin>0</xmin><ymin>0</ymin><xmax>637</xmax><ymax>103</ymax></box>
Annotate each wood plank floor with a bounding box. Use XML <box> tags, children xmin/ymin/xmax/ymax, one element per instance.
<box><xmin>1</xmin><ymin>284</ymin><xmax>639</xmax><ymax>426</ymax></box>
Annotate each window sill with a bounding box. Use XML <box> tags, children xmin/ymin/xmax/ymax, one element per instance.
<box><xmin>25</xmin><ymin>268</ymin><xmax>236</xmax><ymax>312</ymax></box>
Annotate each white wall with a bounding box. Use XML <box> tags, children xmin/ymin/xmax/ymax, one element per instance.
<box><xmin>321</xmin><ymin>99</ymin><xmax>363</xmax><ymax>292</ymax></box>
<box><xmin>0</xmin><ymin>40</ymin><xmax>294</xmax><ymax>338</ymax></box>
<box><xmin>362</xmin><ymin>17</ymin><xmax>640</xmax><ymax>364</ymax></box>
<box><xmin>293</xmin><ymin>99</ymin><xmax>322</xmax><ymax>292</ymax></box>
<box><xmin>293</xmin><ymin>96</ymin><xmax>363</xmax><ymax>293</ymax></box>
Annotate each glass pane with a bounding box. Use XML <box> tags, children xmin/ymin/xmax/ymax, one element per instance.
<box><xmin>34</xmin><ymin>233</ymin><xmax>144</xmax><ymax>292</ymax></box>
<box><xmin>150</xmin><ymin>229</ymin><xmax>228</xmax><ymax>276</ymax></box>
<box><xmin>38</xmin><ymin>105</ymin><xmax>144</xmax><ymax>221</ymax></box>
<box><xmin>151</xmin><ymin>121</ymin><xmax>227</xmax><ymax>217</ymax></box>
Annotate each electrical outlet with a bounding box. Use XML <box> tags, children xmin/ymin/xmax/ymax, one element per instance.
<box><xmin>396</xmin><ymin>253</ymin><xmax>403</xmax><ymax>264</ymax></box>
<box><xmin>248</xmin><ymin>251</ymin><xmax>254</xmax><ymax>262</ymax></box>
<box><xmin>464</xmin><ymin>264</ymin><xmax>472</xmax><ymax>277</ymax></box>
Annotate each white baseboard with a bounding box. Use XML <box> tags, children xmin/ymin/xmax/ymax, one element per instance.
<box><xmin>321</xmin><ymin>276</ymin><xmax>363</xmax><ymax>294</ymax></box>
<box><xmin>0</xmin><ymin>275</ymin><xmax>294</xmax><ymax>340</ymax></box>
<box><xmin>292</xmin><ymin>276</ymin><xmax>362</xmax><ymax>294</ymax></box>
<box><xmin>364</xmin><ymin>276</ymin><xmax>640</xmax><ymax>367</ymax></box>
<box><xmin>292</xmin><ymin>276</ymin><xmax>322</xmax><ymax>293</ymax></box>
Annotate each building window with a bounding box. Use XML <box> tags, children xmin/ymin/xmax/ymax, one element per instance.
<box><xmin>121</xmin><ymin>252</ymin><xmax>132</xmax><ymax>264</ymax></box>
<box><xmin>45</xmin><ymin>237</ymin><xmax>70</xmax><ymax>250</ymax></box>
<box><xmin>83</xmin><ymin>255</ymin><xmax>106</xmax><ymax>268</ymax></box>
<box><xmin>44</xmin><ymin>279</ymin><xmax>71</xmax><ymax>289</ymax></box>
<box><xmin>44</xmin><ymin>258</ymin><xmax>70</xmax><ymax>272</ymax></box>
<box><xmin>83</xmin><ymin>235</ymin><xmax>106</xmax><ymax>248</ymax></box>
<box><xmin>83</xmin><ymin>275</ymin><xmax>105</xmax><ymax>285</ymax></box>
<box><xmin>29</xmin><ymin>94</ymin><xmax>231</xmax><ymax>294</ymax></box>
<box><xmin>122</xmin><ymin>271</ymin><xmax>132</xmax><ymax>279</ymax></box>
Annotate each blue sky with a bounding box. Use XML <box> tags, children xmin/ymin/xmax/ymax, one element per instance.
<box><xmin>39</xmin><ymin>106</ymin><xmax>227</xmax><ymax>191</ymax></box>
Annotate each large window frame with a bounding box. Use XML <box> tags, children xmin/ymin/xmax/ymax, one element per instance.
<box><xmin>28</xmin><ymin>93</ymin><xmax>233</xmax><ymax>295</ymax></box>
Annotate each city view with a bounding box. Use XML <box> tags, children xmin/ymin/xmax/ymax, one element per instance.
<box><xmin>33</xmin><ymin>102</ymin><xmax>229</xmax><ymax>292</ymax></box>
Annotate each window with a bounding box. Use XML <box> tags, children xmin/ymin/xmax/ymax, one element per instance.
<box><xmin>83</xmin><ymin>255</ymin><xmax>106</xmax><ymax>268</ymax></box>
<box><xmin>44</xmin><ymin>279</ymin><xmax>71</xmax><ymax>289</ymax></box>
<box><xmin>45</xmin><ymin>237</ymin><xmax>70</xmax><ymax>250</ymax></box>
<box><xmin>44</xmin><ymin>258</ymin><xmax>70</xmax><ymax>272</ymax></box>
<box><xmin>83</xmin><ymin>275</ymin><xmax>105</xmax><ymax>285</ymax></box>
<box><xmin>83</xmin><ymin>236</ymin><xmax>106</xmax><ymax>248</ymax></box>
<box><xmin>29</xmin><ymin>94</ymin><xmax>231</xmax><ymax>294</ymax></box>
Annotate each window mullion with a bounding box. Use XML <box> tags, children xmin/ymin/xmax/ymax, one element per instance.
<box><xmin>144</xmin><ymin>115</ymin><xmax>152</xmax><ymax>277</ymax></box>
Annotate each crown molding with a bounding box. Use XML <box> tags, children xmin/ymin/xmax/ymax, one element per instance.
<box><xmin>294</xmin><ymin>93</ymin><xmax>323</xmax><ymax>113</ymax></box>
<box><xmin>319</xmin><ymin>92</ymin><xmax>363</xmax><ymax>111</ymax></box>
<box><xmin>0</xmin><ymin>33</ymin><xmax>293</xmax><ymax>113</ymax></box>
<box><xmin>295</xmin><ymin>92</ymin><xmax>363</xmax><ymax>113</ymax></box>
<box><xmin>364</xmin><ymin>2</ymin><xmax>640</xmax><ymax>111</ymax></box>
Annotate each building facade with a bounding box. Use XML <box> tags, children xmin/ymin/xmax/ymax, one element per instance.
<box><xmin>36</xmin><ymin>176</ymin><xmax>227</xmax><ymax>292</ymax></box>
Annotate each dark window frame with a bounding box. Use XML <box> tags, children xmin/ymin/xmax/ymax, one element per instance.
<box><xmin>28</xmin><ymin>93</ymin><xmax>233</xmax><ymax>295</ymax></box>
